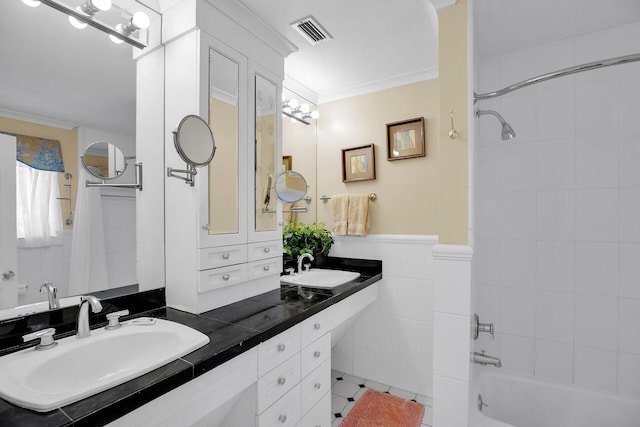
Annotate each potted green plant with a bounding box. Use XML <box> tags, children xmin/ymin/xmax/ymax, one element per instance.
<box><xmin>283</xmin><ymin>222</ymin><xmax>334</xmax><ymax>266</ymax></box>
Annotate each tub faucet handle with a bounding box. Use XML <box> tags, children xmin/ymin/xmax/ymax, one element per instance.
<box><xmin>472</xmin><ymin>313</ymin><xmax>495</xmax><ymax>340</ymax></box>
<box><xmin>105</xmin><ymin>310</ymin><xmax>130</xmax><ymax>330</ymax></box>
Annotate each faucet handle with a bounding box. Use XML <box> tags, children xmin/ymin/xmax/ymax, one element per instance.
<box><xmin>105</xmin><ymin>310</ymin><xmax>130</xmax><ymax>330</ymax></box>
<box><xmin>23</xmin><ymin>328</ymin><xmax>58</xmax><ymax>350</ymax></box>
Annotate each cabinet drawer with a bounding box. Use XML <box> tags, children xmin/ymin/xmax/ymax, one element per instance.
<box><xmin>198</xmin><ymin>245</ymin><xmax>247</xmax><ymax>270</ymax></box>
<box><xmin>299</xmin><ymin>383</ymin><xmax>331</xmax><ymax>427</ymax></box>
<box><xmin>256</xmin><ymin>384</ymin><xmax>300</xmax><ymax>427</ymax></box>
<box><xmin>197</xmin><ymin>264</ymin><xmax>247</xmax><ymax>293</ymax></box>
<box><xmin>248</xmin><ymin>258</ymin><xmax>281</xmax><ymax>280</ymax></box>
<box><xmin>300</xmin><ymin>359</ymin><xmax>330</xmax><ymax>416</ymax></box>
<box><xmin>258</xmin><ymin>325</ymin><xmax>300</xmax><ymax>377</ymax></box>
<box><xmin>300</xmin><ymin>332</ymin><xmax>331</xmax><ymax>378</ymax></box>
<box><xmin>248</xmin><ymin>241</ymin><xmax>282</xmax><ymax>262</ymax></box>
<box><xmin>257</xmin><ymin>354</ymin><xmax>301</xmax><ymax>414</ymax></box>
<box><xmin>300</xmin><ymin>310</ymin><xmax>330</xmax><ymax>349</ymax></box>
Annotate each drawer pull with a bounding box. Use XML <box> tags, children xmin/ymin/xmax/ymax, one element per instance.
<box><xmin>278</xmin><ymin>415</ymin><xmax>287</xmax><ymax>423</ymax></box>
<box><xmin>314</xmin><ymin>382</ymin><xmax>321</xmax><ymax>390</ymax></box>
<box><xmin>263</xmin><ymin>265</ymin><xmax>270</xmax><ymax>271</ymax></box>
<box><xmin>264</xmin><ymin>247</ymin><xmax>271</xmax><ymax>253</ymax></box>
<box><xmin>277</xmin><ymin>376</ymin><xmax>286</xmax><ymax>386</ymax></box>
<box><xmin>277</xmin><ymin>343</ymin><xmax>286</xmax><ymax>352</ymax></box>
<box><xmin>313</xmin><ymin>350</ymin><xmax>321</xmax><ymax>358</ymax></box>
<box><xmin>222</xmin><ymin>253</ymin><xmax>230</xmax><ymax>260</ymax></box>
<box><xmin>222</xmin><ymin>274</ymin><xmax>230</xmax><ymax>281</ymax></box>
<box><xmin>313</xmin><ymin>323</ymin><xmax>321</xmax><ymax>330</ymax></box>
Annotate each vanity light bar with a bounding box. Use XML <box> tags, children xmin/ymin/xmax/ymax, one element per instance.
<box><xmin>36</xmin><ymin>0</ymin><xmax>147</xmax><ymax>49</ymax></box>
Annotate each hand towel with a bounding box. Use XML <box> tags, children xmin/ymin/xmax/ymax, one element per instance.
<box><xmin>347</xmin><ymin>194</ymin><xmax>370</xmax><ymax>236</ymax></box>
<box><xmin>331</xmin><ymin>194</ymin><xmax>349</xmax><ymax>235</ymax></box>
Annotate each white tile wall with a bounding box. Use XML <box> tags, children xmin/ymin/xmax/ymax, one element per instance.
<box><xmin>330</xmin><ymin>234</ymin><xmax>438</xmax><ymax>397</ymax></box>
<box><xmin>474</xmin><ymin>21</ymin><xmax>640</xmax><ymax>397</ymax></box>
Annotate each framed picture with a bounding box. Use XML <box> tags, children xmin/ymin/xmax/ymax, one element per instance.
<box><xmin>386</xmin><ymin>117</ymin><xmax>426</xmax><ymax>161</ymax></box>
<box><xmin>282</xmin><ymin>155</ymin><xmax>292</xmax><ymax>172</ymax></box>
<box><xmin>341</xmin><ymin>144</ymin><xmax>376</xmax><ymax>182</ymax></box>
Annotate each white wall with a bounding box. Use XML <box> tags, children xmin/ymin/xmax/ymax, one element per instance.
<box><xmin>474</xmin><ymin>21</ymin><xmax>640</xmax><ymax>396</ymax></box>
<box><xmin>330</xmin><ymin>234</ymin><xmax>437</xmax><ymax>396</ymax></box>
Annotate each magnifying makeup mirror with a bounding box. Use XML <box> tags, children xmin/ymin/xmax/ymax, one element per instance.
<box><xmin>274</xmin><ymin>170</ymin><xmax>308</xmax><ymax>203</ymax></box>
<box><xmin>81</xmin><ymin>141</ymin><xmax>142</xmax><ymax>190</ymax></box>
<box><xmin>167</xmin><ymin>115</ymin><xmax>216</xmax><ymax>186</ymax></box>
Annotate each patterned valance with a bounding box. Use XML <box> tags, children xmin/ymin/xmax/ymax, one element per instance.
<box><xmin>2</xmin><ymin>132</ymin><xmax>65</xmax><ymax>172</ymax></box>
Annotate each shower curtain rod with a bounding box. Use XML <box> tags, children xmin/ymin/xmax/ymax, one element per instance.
<box><xmin>474</xmin><ymin>52</ymin><xmax>640</xmax><ymax>103</ymax></box>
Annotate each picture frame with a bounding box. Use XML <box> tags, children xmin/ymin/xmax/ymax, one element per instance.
<box><xmin>341</xmin><ymin>144</ymin><xmax>376</xmax><ymax>182</ymax></box>
<box><xmin>386</xmin><ymin>117</ymin><xmax>426</xmax><ymax>161</ymax></box>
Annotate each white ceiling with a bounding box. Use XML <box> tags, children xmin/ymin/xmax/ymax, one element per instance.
<box><xmin>3</xmin><ymin>0</ymin><xmax>640</xmax><ymax>135</ymax></box>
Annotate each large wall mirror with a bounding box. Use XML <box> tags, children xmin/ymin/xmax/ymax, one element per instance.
<box><xmin>255</xmin><ymin>75</ymin><xmax>277</xmax><ymax>231</ymax></box>
<box><xmin>208</xmin><ymin>48</ymin><xmax>240</xmax><ymax>235</ymax></box>
<box><xmin>281</xmin><ymin>88</ymin><xmax>318</xmax><ymax>224</ymax></box>
<box><xmin>0</xmin><ymin>1</ymin><xmax>160</xmax><ymax>314</ymax></box>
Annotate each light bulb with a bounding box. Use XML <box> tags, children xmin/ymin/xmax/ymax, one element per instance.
<box><xmin>90</xmin><ymin>0</ymin><xmax>111</xmax><ymax>12</ymax></box>
<box><xmin>131</xmin><ymin>11</ymin><xmax>150</xmax><ymax>29</ymax></box>
<box><xmin>310</xmin><ymin>110</ymin><xmax>320</xmax><ymax>119</ymax></box>
<box><xmin>287</xmin><ymin>99</ymin><xmax>299</xmax><ymax>109</ymax></box>
<box><xmin>69</xmin><ymin>9</ymin><xmax>88</xmax><ymax>29</ymax></box>
<box><xmin>22</xmin><ymin>0</ymin><xmax>40</xmax><ymax>7</ymax></box>
<box><xmin>283</xmin><ymin>106</ymin><xmax>292</xmax><ymax>114</ymax></box>
<box><xmin>300</xmin><ymin>104</ymin><xmax>310</xmax><ymax>113</ymax></box>
<box><xmin>109</xmin><ymin>25</ymin><xmax>125</xmax><ymax>44</ymax></box>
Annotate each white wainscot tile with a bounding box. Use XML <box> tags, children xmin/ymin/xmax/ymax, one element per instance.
<box><xmin>574</xmin><ymin>294</ymin><xmax>618</xmax><ymax>351</ymax></box>
<box><xmin>433</xmin><ymin>313</ymin><xmax>470</xmax><ymax>382</ymax></box>
<box><xmin>474</xmin><ymin>239</ymin><xmax>502</xmax><ymax>286</ymax></box>
<box><xmin>500</xmin><ymin>334</ymin><xmax>534</xmax><ymax>375</ymax></box>
<box><xmin>501</xmin><ymin>240</ymin><xmax>536</xmax><ymax>289</ymax></box>
<box><xmin>434</xmin><ymin>257</ymin><xmax>471</xmax><ymax>316</ymax></box>
<box><xmin>374</xmin><ymin>313</ymin><xmax>400</xmax><ymax>356</ymax></box>
<box><xmin>378</xmin><ymin>241</ymin><xmax>430</xmax><ymax>280</ymax></box>
<box><xmin>352</xmin><ymin>306</ymin><xmax>375</xmax><ymax>350</ymax></box>
<box><xmin>388</xmin><ymin>278</ymin><xmax>433</xmax><ymax>322</ymax></box>
<box><xmin>536</xmin><ymin>241</ymin><xmax>575</xmax><ymax>293</ymax></box>
<box><xmin>500</xmin><ymin>288</ymin><xmax>535</xmax><ymax>337</ymax></box>
<box><xmin>501</xmin><ymin>140</ymin><xmax>537</xmax><ymax>191</ymax></box>
<box><xmin>433</xmin><ymin>376</ymin><xmax>468</xmax><ymax>427</ymax></box>
<box><xmin>620</xmin><ymin>243</ymin><xmax>640</xmax><ymax>298</ymax></box>
<box><xmin>618</xmin><ymin>352</ymin><xmax>640</xmax><ymax>398</ymax></box>
<box><xmin>576</xmin><ymin>135</ymin><xmax>619</xmax><ymax>191</ymax></box>
<box><xmin>575</xmin><ymin>188</ymin><xmax>619</xmax><ymax>242</ymax></box>
<box><xmin>574</xmin><ymin>346</ymin><xmax>617</xmax><ymax>393</ymax></box>
<box><xmin>476</xmin><ymin>146</ymin><xmax>502</xmax><ymax>193</ymax></box>
<box><xmin>575</xmin><ymin>242</ymin><xmax>618</xmax><ymax>296</ymax></box>
<box><xmin>476</xmin><ymin>285</ymin><xmax>501</xmax><ymax>331</ymax></box>
<box><xmin>619</xmin><ymin>299</ymin><xmax>640</xmax><ymax>355</ymax></box>
<box><xmin>352</xmin><ymin>346</ymin><xmax>375</xmax><ymax>382</ymax></box>
<box><xmin>535</xmin><ymin>290</ymin><xmax>574</xmax><ymax>343</ymax></box>
<box><xmin>537</xmin><ymin>190</ymin><xmax>575</xmax><ymax>241</ymax></box>
<box><xmin>620</xmin><ymin>187</ymin><xmax>640</xmax><ymax>243</ymax></box>
<box><xmin>535</xmin><ymin>339</ymin><xmax>574</xmax><ymax>383</ymax></box>
<box><xmin>476</xmin><ymin>192</ymin><xmax>502</xmax><ymax>239</ymax></box>
<box><xmin>396</xmin><ymin>318</ymin><xmax>432</xmax><ymax>363</ymax></box>
<box><xmin>575</xmin><ymin>80</ymin><xmax>619</xmax><ymax>137</ymax></box>
<box><xmin>536</xmin><ymin>137</ymin><xmax>575</xmax><ymax>191</ymax></box>
<box><xmin>374</xmin><ymin>352</ymin><xmax>397</xmax><ymax>387</ymax></box>
<box><xmin>397</xmin><ymin>357</ymin><xmax>431</xmax><ymax>397</ymax></box>
<box><xmin>537</xmin><ymin>86</ymin><xmax>575</xmax><ymax>140</ymax></box>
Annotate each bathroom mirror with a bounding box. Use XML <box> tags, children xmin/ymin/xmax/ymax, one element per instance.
<box><xmin>255</xmin><ymin>74</ymin><xmax>277</xmax><ymax>230</ymax></box>
<box><xmin>275</xmin><ymin>170</ymin><xmax>308</xmax><ymax>203</ymax></box>
<box><xmin>81</xmin><ymin>141</ymin><xmax>127</xmax><ymax>180</ymax></box>
<box><xmin>173</xmin><ymin>115</ymin><xmax>216</xmax><ymax>167</ymax></box>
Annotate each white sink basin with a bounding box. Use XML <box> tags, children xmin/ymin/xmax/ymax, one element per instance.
<box><xmin>280</xmin><ymin>269</ymin><xmax>360</xmax><ymax>288</ymax></box>
<box><xmin>0</xmin><ymin>317</ymin><xmax>209</xmax><ymax>412</ymax></box>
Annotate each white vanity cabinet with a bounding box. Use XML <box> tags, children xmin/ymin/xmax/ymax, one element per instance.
<box><xmin>163</xmin><ymin>0</ymin><xmax>294</xmax><ymax>314</ymax></box>
<box><xmin>255</xmin><ymin>313</ymin><xmax>332</xmax><ymax>427</ymax></box>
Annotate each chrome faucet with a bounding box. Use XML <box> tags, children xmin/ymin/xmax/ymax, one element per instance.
<box><xmin>76</xmin><ymin>295</ymin><xmax>103</xmax><ymax>338</ymax></box>
<box><xmin>297</xmin><ymin>253</ymin><xmax>314</xmax><ymax>273</ymax></box>
<box><xmin>40</xmin><ymin>282</ymin><xmax>60</xmax><ymax>309</ymax></box>
<box><xmin>472</xmin><ymin>351</ymin><xmax>502</xmax><ymax>367</ymax></box>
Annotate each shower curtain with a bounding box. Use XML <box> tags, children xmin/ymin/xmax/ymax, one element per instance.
<box><xmin>68</xmin><ymin>170</ymin><xmax>108</xmax><ymax>294</ymax></box>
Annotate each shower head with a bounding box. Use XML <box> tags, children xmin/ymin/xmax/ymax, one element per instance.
<box><xmin>475</xmin><ymin>109</ymin><xmax>516</xmax><ymax>141</ymax></box>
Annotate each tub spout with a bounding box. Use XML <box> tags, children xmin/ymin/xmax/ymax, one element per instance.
<box><xmin>473</xmin><ymin>351</ymin><xmax>502</xmax><ymax>367</ymax></box>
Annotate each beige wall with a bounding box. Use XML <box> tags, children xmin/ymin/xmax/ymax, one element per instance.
<box><xmin>0</xmin><ymin>116</ymin><xmax>78</xmax><ymax>230</ymax></box>
<box><xmin>315</xmin><ymin>80</ymin><xmax>441</xmax><ymax>236</ymax></box>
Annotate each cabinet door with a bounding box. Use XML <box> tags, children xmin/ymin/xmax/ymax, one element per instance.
<box><xmin>199</xmin><ymin>39</ymin><xmax>248</xmax><ymax>248</ymax></box>
<box><xmin>248</xmin><ymin>64</ymin><xmax>282</xmax><ymax>244</ymax></box>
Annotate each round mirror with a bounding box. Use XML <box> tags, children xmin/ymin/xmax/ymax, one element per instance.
<box><xmin>81</xmin><ymin>141</ymin><xmax>127</xmax><ymax>180</ymax></box>
<box><xmin>275</xmin><ymin>170</ymin><xmax>308</xmax><ymax>203</ymax></box>
<box><xmin>173</xmin><ymin>115</ymin><xmax>216</xmax><ymax>166</ymax></box>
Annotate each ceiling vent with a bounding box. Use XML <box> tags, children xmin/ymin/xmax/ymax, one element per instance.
<box><xmin>290</xmin><ymin>16</ymin><xmax>332</xmax><ymax>46</ymax></box>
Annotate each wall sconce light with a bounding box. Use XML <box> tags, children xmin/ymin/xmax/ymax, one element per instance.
<box><xmin>282</xmin><ymin>98</ymin><xmax>319</xmax><ymax>125</ymax></box>
<box><xmin>24</xmin><ymin>0</ymin><xmax>149</xmax><ymax>49</ymax></box>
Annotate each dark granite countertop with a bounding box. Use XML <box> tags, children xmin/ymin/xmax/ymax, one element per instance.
<box><xmin>0</xmin><ymin>257</ymin><xmax>381</xmax><ymax>426</ymax></box>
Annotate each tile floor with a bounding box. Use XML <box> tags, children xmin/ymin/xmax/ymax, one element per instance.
<box><xmin>331</xmin><ymin>370</ymin><xmax>433</xmax><ymax>427</ymax></box>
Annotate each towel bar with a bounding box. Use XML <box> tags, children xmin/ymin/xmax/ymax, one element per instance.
<box><xmin>320</xmin><ymin>193</ymin><xmax>377</xmax><ymax>204</ymax></box>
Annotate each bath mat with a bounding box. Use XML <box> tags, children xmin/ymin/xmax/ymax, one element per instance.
<box><xmin>340</xmin><ymin>390</ymin><xmax>424</xmax><ymax>427</ymax></box>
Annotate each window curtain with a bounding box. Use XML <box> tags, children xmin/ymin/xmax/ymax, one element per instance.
<box><xmin>9</xmin><ymin>133</ymin><xmax>66</xmax><ymax>248</ymax></box>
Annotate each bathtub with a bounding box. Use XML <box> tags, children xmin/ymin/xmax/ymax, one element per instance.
<box><xmin>470</xmin><ymin>369</ymin><xmax>640</xmax><ymax>427</ymax></box>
